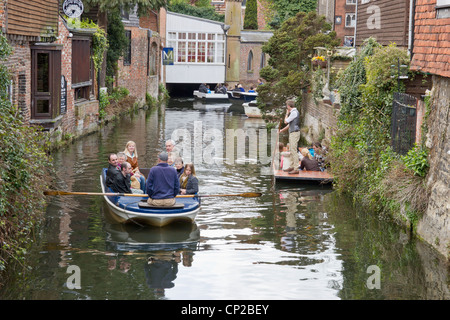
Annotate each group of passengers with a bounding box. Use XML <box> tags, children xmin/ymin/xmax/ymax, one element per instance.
<box><xmin>199</xmin><ymin>79</ymin><xmax>264</xmax><ymax>94</ymax></box>
<box><xmin>105</xmin><ymin>139</ymin><xmax>199</xmax><ymax>207</ymax></box>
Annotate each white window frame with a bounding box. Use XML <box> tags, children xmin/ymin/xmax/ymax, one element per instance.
<box><xmin>345</xmin><ymin>13</ymin><xmax>356</xmax><ymax>28</ymax></box>
<box><xmin>346</xmin><ymin>0</ymin><xmax>356</xmax><ymax>4</ymax></box>
<box><xmin>167</xmin><ymin>31</ymin><xmax>225</xmax><ymax>64</ymax></box>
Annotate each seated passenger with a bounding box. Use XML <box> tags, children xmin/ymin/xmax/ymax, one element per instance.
<box><xmin>199</xmin><ymin>83</ymin><xmax>208</xmax><ymax>93</ymax></box>
<box><xmin>147</xmin><ymin>152</ymin><xmax>180</xmax><ymax>207</ymax></box>
<box><xmin>123</xmin><ymin>141</ymin><xmax>146</xmax><ymax>190</ymax></box>
<box><xmin>179</xmin><ymin>163</ymin><xmax>199</xmax><ymax>195</ymax></box>
<box><xmin>174</xmin><ymin>157</ymin><xmax>184</xmax><ymax>178</ymax></box>
<box><xmin>238</xmin><ymin>84</ymin><xmax>245</xmax><ymax>92</ymax></box>
<box><xmin>220</xmin><ymin>83</ymin><xmax>228</xmax><ymax>94</ymax></box>
<box><xmin>110</xmin><ymin>162</ymin><xmax>132</xmax><ymax>194</ymax></box>
<box><xmin>248</xmin><ymin>86</ymin><xmax>255</xmax><ymax>93</ymax></box>
<box><xmin>106</xmin><ymin>153</ymin><xmax>120</xmax><ymax>189</ymax></box>
<box><xmin>312</xmin><ymin>142</ymin><xmax>329</xmax><ymax>171</ymax></box>
<box><xmin>299</xmin><ymin>148</ymin><xmax>321</xmax><ymax>171</ymax></box>
<box><xmin>214</xmin><ymin>83</ymin><xmax>222</xmax><ymax>93</ymax></box>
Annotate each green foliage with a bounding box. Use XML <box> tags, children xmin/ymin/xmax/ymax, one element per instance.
<box><xmin>0</xmin><ymin>33</ymin><xmax>52</xmax><ymax>271</ymax></box>
<box><xmin>66</xmin><ymin>18</ymin><xmax>108</xmax><ymax>74</ymax></box>
<box><xmin>402</xmin><ymin>145</ymin><xmax>429</xmax><ymax>177</ymax></box>
<box><xmin>329</xmin><ymin>38</ymin><xmax>429</xmax><ymax>223</ymax></box>
<box><xmin>106</xmin><ymin>9</ymin><xmax>129</xmax><ymax>88</ymax></box>
<box><xmin>168</xmin><ymin>1</ymin><xmax>225</xmax><ymax>22</ymax></box>
<box><xmin>243</xmin><ymin>0</ymin><xmax>258</xmax><ymax>30</ymax></box>
<box><xmin>83</xmin><ymin>0</ymin><xmax>167</xmax><ymax>16</ymax></box>
<box><xmin>267</xmin><ymin>0</ymin><xmax>316</xmax><ymax>29</ymax></box>
<box><xmin>258</xmin><ymin>11</ymin><xmax>339</xmax><ymax>115</ymax></box>
<box><xmin>98</xmin><ymin>90</ymin><xmax>109</xmax><ymax>119</ymax></box>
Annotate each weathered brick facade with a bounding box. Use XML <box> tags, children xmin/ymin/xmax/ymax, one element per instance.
<box><xmin>410</xmin><ymin>0</ymin><xmax>450</xmax><ymax>78</ymax></box>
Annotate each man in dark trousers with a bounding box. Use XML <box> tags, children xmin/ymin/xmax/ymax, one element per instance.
<box><xmin>146</xmin><ymin>152</ymin><xmax>180</xmax><ymax>207</ymax></box>
<box><xmin>279</xmin><ymin>99</ymin><xmax>300</xmax><ymax>174</ymax></box>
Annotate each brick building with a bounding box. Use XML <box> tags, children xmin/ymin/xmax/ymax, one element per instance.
<box><xmin>0</xmin><ymin>0</ymin><xmax>99</xmax><ymax>140</ymax></box>
<box><xmin>410</xmin><ymin>0</ymin><xmax>450</xmax><ymax>259</ymax></box>
<box><xmin>117</xmin><ymin>7</ymin><xmax>165</xmax><ymax>104</ymax></box>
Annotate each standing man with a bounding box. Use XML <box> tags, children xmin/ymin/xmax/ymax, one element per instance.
<box><xmin>279</xmin><ymin>99</ymin><xmax>300</xmax><ymax>174</ymax></box>
<box><xmin>146</xmin><ymin>152</ymin><xmax>180</xmax><ymax>207</ymax></box>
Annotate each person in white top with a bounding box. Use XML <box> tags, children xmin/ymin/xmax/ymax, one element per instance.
<box><xmin>279</xmin><ymin>99</ymin><xmax>300</xmax><ymax>174</ymax></box>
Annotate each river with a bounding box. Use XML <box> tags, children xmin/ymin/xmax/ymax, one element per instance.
<box><xmin>0</xmin><ymin>98</ymin><xmax>448</xmax><ymax>300</ymax></box>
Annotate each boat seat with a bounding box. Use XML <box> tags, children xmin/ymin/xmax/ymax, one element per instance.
<box><xmin>138</xmin><ymin>202</ymin><xmax>185</xmax><ymax>209</ymax></box>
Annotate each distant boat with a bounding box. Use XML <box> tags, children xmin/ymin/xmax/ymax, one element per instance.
<box><xmin>227</xmin><ymin>90</ymin><xmax>258</xmax><ymax>103</ymax></box>
<box><xmin>193</xmin><ymin>90</ymin><xmax>228</xmax><ymax>102</ymax></box>
<box><xmin>243</xmin><ymin>100</ymin><xmax>261</xmax><ymax>118</ymax></box>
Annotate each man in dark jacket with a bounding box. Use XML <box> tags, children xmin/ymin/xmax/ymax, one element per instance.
<box><xmin>106</xmin><ymin>153</ymin><xmax>120</xmax><ymax>189</ymax></box>
<box><xmin>146</xmin><ymin>152</ymin><xmax>180</xmax><ymax>207</ymax></box>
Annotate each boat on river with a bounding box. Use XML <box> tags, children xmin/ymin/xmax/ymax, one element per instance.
<box><xmin>193</xmin><ymin>90</ymin><xmax>228</xmax><ymax>102</ymax></box>
<box><xmin>227</xmin><ymin>90</ymin><xmax>258</xmax><ymax>103</ymax></box>
<box><xmin>100</xmin><ymin>168</ymin><xmax>201</xmax><ymax>227</ymax></box>
<box><xmin>243</xmin><ymin>100</ymin><xmax>262</xmax><ymax>118</ymax></box>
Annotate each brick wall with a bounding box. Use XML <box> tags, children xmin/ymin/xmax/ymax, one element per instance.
<box><xmin>302</xmin><ymin>94</ymin><xmax>338</xmax><ymax>146</ymax></box>
<box><xmin>410</xmin><ymin>0</ymin><xmax>450</xmax><ymax>78</ymax></box>
<box><xmin>118</xmin><ymin>27</ymin><xmax>149</xmax><ymax>104</ymax></box>
<box><xmin>239</xmin><ymin>42</ymin><xmax>264</xmax><ymax>89</ymax></box>
<box><xmin>56</xmin><ymin>16</ymin><xmax>75</xmax><ymax>135</ymax></box>
<box><xmin>418</xmin><ymin>75</ymin><xmax>450</xmax><ymax>259</ymax></box>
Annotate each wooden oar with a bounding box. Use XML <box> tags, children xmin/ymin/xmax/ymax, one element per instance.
<box><xmin>44</xmin><ymin>190</ymin><xmax>262</xmax><ymax>198</ymax></box>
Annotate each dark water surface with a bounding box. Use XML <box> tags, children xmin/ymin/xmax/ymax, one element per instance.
<box><xmin>1</xmin><ymin>99</ymin><xmax>448</xmax><ymax>300</ymax></box>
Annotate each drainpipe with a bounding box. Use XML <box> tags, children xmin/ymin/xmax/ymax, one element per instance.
<box><xmin>408</xmin><ymin>0</ymin><xmax>415</xmax><ymax>57</ymax></box>
<box><xmin>353</xmin><ymin>0</ymin><xmax>358</xmax><ymax>50</ymax></box>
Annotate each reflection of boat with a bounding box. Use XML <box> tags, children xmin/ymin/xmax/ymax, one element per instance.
<box><xmin>243</xmin><ymin>100</ymin><xmax>261</xmax><ymax>118</ymax></box>
<box><xmin>104</xmin><ymin>217</ymin><xmax>200</xmax><ymax>252</ymax></box>
<box><xmin>227</xmin><ymin>90</ymin><xmax>258</xmax><ymax>103</ymax></box>
<box><xmin>100</xmin><ymin>169</ymin><xmax>201</xmax><ymax>227</ymax></box>
<box><xmin>193</xmin><ymin>90</ymin><xmax>228</xmax><ymax>102</ymax></box>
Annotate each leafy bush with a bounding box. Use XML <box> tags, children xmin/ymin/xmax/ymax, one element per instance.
<box><xmin>402</xmin><ymin>145</ymin><xmax>429</xmax><ymax>177</ymax></box>
<box><xmin>243</xmin><ymin>0</ymin><xmax>258</xmax><ymax>30</ymax></box>
<box><xmin>0</xmin><ymin>33</ymin><xmax>52</xmax><ymax>271</ymax></box>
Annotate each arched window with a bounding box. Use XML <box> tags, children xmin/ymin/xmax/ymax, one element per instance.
<box><xmin>260</xmin><ymin>52</ymin><xmax>266</xmax><ymax>69</ymax></box>
<box><xmin>247</xmin><ymin>50</ymin><xmax>253</xmax><ymax>72</ymax></box>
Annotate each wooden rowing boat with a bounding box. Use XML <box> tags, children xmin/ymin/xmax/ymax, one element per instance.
<box><xmin>100</xmin><ymin>169</ymin><xmax>201</xmax><ymax>227</ymax></box>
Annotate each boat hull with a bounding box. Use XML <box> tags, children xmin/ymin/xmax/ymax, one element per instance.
<box><xmin>227</xmin><ymin>91</ymin><xmax>258</xmax><ymax>103</ymax></box>
<box><xmin>100</xmin><ymin>170</ymin><xmax>200</xmax><ymax>227</ymax></box>
<box><xmin>193</xmin><ymin>90</ymin><xmax>228</xmax><ymax>102</ymax></box>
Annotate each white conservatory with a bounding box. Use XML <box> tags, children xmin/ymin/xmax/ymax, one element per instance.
<box><xmin>165</xmin><ymin>11</ymin><xmax>228</xmax><ymax>84</ymax></box>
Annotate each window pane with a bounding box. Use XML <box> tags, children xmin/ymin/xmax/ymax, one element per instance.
<box><xmin>217</xmin><ymin>34</ymin><xmax>224</xmax><ymax>41</ymax></box>
<box><xmin>37</xmin><ymin>53</ymin><xmax>49</xmax><ymax>92</ymax></box>
<box><xmin>36</xmin><ymin>99</ymin><xmax>49</xmax><ymax>114</ymax></box>
<box><xmin>178</xmin><ymin>32</ymin><xmax>186</xmax><ymax>40</ymax></box>
<box><xmin>198</xmin><ymin>42</ymin><xmax>205</xmax><ymax>63</ymax></box>
<box><xmin>188</xmin><ymin>42</ymin><xmax>196</xmax><ymax>62</ymax></box>
<box><xmin>207</xmin><ymin>43</ymin><xmax>215</xmax><ymax>63</ymax></box>
<box><xmin>217</xmin><ymin>42</ymin><xmax>224</xmax><ymax>63</ymax></box>
<box><xmin>178</xmin><ymin>42</ymin><xmax>186</xmax><ymax>62</ymax></box>
<box><xmin>188</xmin><ymin>33</ymin><xmax>196</xmax><ymax>40</ymax></box>
<box><xmin>207</xmin><ymin>34</ymin><xmax>215</xmax><ymax>40</ymax></box>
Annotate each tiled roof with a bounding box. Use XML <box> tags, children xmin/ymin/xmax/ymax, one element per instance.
<box><xmin>410</xmin><ymin>0</ymin><xmax>450</xmax><ymax>78</ymax></box>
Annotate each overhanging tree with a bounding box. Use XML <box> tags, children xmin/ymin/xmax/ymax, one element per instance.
<box><xmin>257</xmin><ymin>11</ymin><xmax>339</xmax><ymax>121</ymax></box>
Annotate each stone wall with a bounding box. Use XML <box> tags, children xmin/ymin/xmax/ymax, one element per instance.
<box><xmin>419</xmin><ymin>75</ymin><xmax>450</xmax><ymax>259</ymax></box>
<box><xmin>302</xmin><ymin>94</ymin><xmax>338</xmax><ymax>147</ymax></box>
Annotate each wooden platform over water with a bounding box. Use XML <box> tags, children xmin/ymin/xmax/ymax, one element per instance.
<box><xmin>273</xmin><ymin>168</ymin><xmax>333</xmax><ymax>184</ymax></box>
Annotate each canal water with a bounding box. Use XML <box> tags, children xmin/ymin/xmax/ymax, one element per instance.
<box><xmin>0</xmin><ymin>98</ymin><xmax>449</xmax><ymax>300</ymax></box>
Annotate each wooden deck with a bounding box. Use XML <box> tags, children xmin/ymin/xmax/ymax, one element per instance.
<box><xmin>273</xmin><ymin>168</ymin><xmax>333</xmax><ymax>184</ymax></box>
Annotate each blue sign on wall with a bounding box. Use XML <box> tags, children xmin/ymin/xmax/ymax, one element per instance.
<box><xmin>162</xmin><ymin>48</ymin><xmax>174</xmax><ymax>65</ymax></box>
